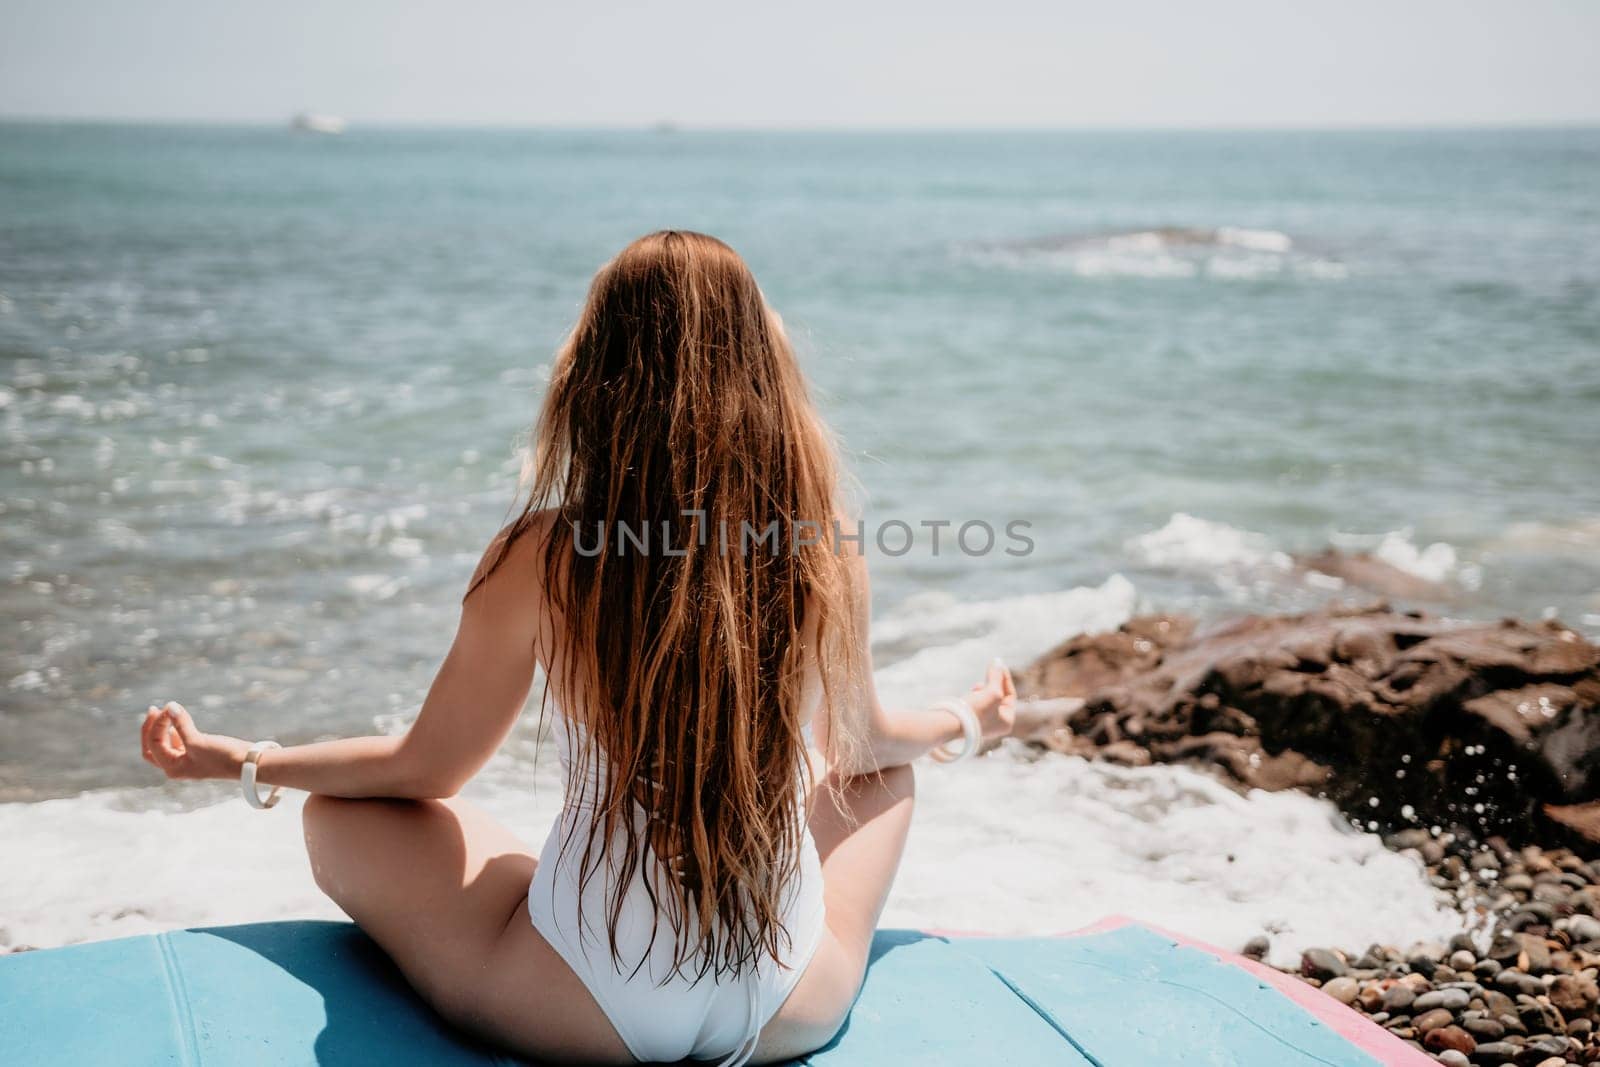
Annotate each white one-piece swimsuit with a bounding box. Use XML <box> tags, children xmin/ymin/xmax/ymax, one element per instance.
<box><xmin>528</xmin><ymin>712</ymin><xmax>827</xmax><ymax>1066</ymax></box>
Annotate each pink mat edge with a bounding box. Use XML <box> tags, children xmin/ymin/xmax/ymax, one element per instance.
<box><xmin>920</xmin><ymin>915</ymin><xmax>1435</xmax><ymax>1067</ymax></box>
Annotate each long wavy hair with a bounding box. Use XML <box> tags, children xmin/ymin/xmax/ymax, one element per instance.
<box><xmin>478</xmin><ymin>231</ymin><xmax>861</xmax><ymax>980</ymax></box>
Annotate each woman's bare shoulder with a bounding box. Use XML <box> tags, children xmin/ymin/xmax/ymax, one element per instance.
<box><xmin>467</xmin><ymin>508</ymin><xmax>562</xmax><ymax>598</ymax></box>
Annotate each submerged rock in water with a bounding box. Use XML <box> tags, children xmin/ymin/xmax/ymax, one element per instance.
<box><xmin>1295</xmin><ymin>548</ymin><xmax>1455</xmax><ymax>602</ymax></box>
<box><xmin>1016</xmin><ymin>604</ymin><xmax>1600</xmax><ymax>851</ymax></box>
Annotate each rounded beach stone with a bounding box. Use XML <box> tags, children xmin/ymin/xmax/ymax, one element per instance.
<box><xmin>1300</xmin><ymin>947</ymin><xmax>1346</xmax><ymax>980</ymax></box>
<box><xmin>1434</xmin><ymin>1052</ymin><xmax>1469</xmax><ymax>1067</ymax></box>
<box><xmin>1412</xmin><ymin>1007</ymin><xmax>1453</xmax><ymax>1033</ymax></box>
<box><xmin>1565</xmin><ymin>915</ymin><xmax>1600</xmax><ymax>943</ymax></box>
<box><xmin>1382</xmin><ymin>984</ymin><xmax>1417</xmax><ymax>1011</ymax></box>
<box><xmin>1421</xmin><ymin>1023</ymin><xmax>1474</xmax><ymax>1054</ymax></box>
<box><xmin>1549</xmin><ymin>972</ymin><xmax>1600</xmax><ymax>1014</ymax></box>
<box><xmin>1321</xmin><ymin>976</ymin><xmax>1358</xmax><ymax>1005</ymax></box>
<box><xmin>1413</xmin><ymin>987</ymin><xmax>1470</xmax><ymax>1011</ymax></box>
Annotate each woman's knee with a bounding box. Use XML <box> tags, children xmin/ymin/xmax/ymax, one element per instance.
<box><xmin>301</xmin><ymin>794</ymin><xmax>348</xmax><ymax>893</ymax></box>
<box><xmin>301</xmin><ymin>792</ymin><xmax>359</xmax><ymax>843</ymax></box>
<box><xmin>301</xmin><ymin>795</ymin><xmax>405</xmax><ymax>894</ymax></box>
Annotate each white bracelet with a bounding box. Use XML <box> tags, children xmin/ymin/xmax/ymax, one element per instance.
<box><xmin>929</xmin><ymin>698</ymin><xmax>981</xmax><ymax>764</ymax></box>
<box><xmin>241</xmin><ymin>740</ymin><xmax>283</xmax><ymax>810</ymax></box>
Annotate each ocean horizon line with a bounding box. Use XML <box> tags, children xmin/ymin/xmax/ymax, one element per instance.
<box><xmin>3</xmin><ymin>114</ymin><xmax>1599</xmax><ymax>135</ymax></box>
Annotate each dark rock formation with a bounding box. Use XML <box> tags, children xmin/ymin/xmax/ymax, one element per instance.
<box><xmin>1015</xmin><ymin>604</ymin><xmax>1600</xmax><ymax>852</ymax></box>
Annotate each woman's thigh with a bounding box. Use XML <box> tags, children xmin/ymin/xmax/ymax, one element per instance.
<box><xmin>301</xmin><ymin>794</ymin><xmax>631</xmax><ymax>1064</ymax></box>
<box><xmin>754</xmin><ymin>763</ymin><xmax>917</xmax><ymax>1063</ymax></box>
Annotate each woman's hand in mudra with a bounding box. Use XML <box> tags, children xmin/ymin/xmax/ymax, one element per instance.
<box><xmin>140</xmin><ymin>701</ymin><xmax>249</xmax><ymax>781</ymax></box>
<box><xmin>968</xmin><ymin>658</ymin><xmax>1018</xmax><ymax>741</ymax></box>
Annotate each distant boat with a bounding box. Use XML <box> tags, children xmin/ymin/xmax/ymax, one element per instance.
<box><xmin>291</xmin><ymin>113</ymin><xmax>346</xmax><ymax>135</ymax></box>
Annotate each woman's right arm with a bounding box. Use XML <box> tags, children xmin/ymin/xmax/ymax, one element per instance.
<box><xmin>815</xmin><ymin>551</ymin><xmax>1015</xmax><ymax>776</ymax></box>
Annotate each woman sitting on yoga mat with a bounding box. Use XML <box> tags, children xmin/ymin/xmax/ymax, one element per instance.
<box><xmin>138</xmin><ymin>230</ymin><xmax>1017</xmax><ymax>1066</ymax></box>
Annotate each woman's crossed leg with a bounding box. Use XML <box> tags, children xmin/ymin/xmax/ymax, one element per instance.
<box><xmin>300</xmin><ymin>763</ymin><xmax>914</xmax><ymax>1065</ymax></box>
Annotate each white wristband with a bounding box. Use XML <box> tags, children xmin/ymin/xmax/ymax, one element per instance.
<box><xmin>930</xmin><ymin>698</ymin><xmax>981</xmax><ymax>764</ymax></box>
<box><xmin>241</xmin><ymin>740</ymin><xmax>283</xmax><ymax>810</ymax></box>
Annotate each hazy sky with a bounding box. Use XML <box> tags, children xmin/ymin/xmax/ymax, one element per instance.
<box><xmin>3</xmin><ymin>0</ymin><xmax>1598</xmax><ymax>127</ymax></box>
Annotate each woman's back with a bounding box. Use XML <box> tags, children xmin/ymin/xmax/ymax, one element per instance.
<box><xmin>485</xmin><ymin>232</ymin><xmax>856</xmax><ymax>1065</ymax></box>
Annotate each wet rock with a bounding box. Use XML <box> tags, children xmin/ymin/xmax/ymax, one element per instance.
<box><xmin>1241</xmin><ymin>935</ymin><xmax>1270</xmax><ymax>960</ymax></box>
<box><xmin>1424</xmin><ymin>1023</ymin><xmax>1476</xmax><ymax>1054</ymax></box>
<box><xmin>1294</xmin><ymin>549</ymin><xmax>1456</xmax><ymax>602</ymax></box>
<box><xmin>1519</xmin><ymin>1034</ymin><xmax>1571</xmax><ymax>1062</ymax></box>
<box><xmin>1550</xmin><ymin>973</ymin><xmax>1599</xmax><ymax>1014</ymax></box>
<box><xmin>1517</xmin><ymin>932</ymin><xmax>1554</xmax><ymax>973</ymax></box>
<box><xmin>1017</xmin><ymin>606</ymin><xmax>1600</xmax><ymax>848</ymax></box>
<box><xmin>1547</xmin><ymin>801</ymin><xmax>1600</xmax><ymax>856</ymax></box>
<box><xmin>1413</xmin><ymin>1007</ymin><xmax>1455</xmax><ymax>1033</ymax></box>
<box><xmin>1496</xmin><ymin>971</ymin><xmax>1546</xmax><ymax>997</ymax></box>
<box><xmin>1300</xmin><ymin>947</ymin><xmax>1347</xmax><ymax>981</ymax></box>
<box><xmin>1516</xmin><ymin>996</ymin><xmax>1564</xmax><ymax>1033</ymax></box>
<box><xmin>1473</xmin><ymin>851</ymin><xmax>1504</xmax><ymax>873</ymax></box>
<box><xmin>1483</xmin><ymin>989</ymin><xmax>1516</xmax><ymax>1017</ymax></box>
<box><xmin>1470</xmin><ymin>1041</ymin><xmax>1520</xmax><ymax>1064</ymax></box>
<box><xmin>1491</xmin><ymin>934</ymin><xmax>1526</xmax><ymax>965</ymax></box>
<box><xmin>1382</xmin><ymin>984</ymin><xmax>1417</xmax><ymax>1012</ymax></box>
<box><xmin>1414</xmin><ymin>988</ymin><xmax>1471</xmax><ymax>1012</ymax></box>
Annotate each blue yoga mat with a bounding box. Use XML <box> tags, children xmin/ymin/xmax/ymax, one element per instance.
<box><xmin>0</xmin><ymin>920</ymin><xmax>1389</xmax><ymax>1066</ymax></box>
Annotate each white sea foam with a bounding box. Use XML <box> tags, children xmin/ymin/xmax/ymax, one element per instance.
<box><xmin>969</xmin><ymin>227</ymin><xmax>1344</xmax><ymax>282</ymax></box>
<box><xmin>891</xmin><ymin>747</ymin><xmax>1461</xmax><ymax>968</ymax></box>
<box><xmin>871</xmin><ymin>575</ymin><xmax>1138</xmax><ymax>707</ymax></box>
<box><xmin>1215</xmin><ymin>227</ymin><xmax>1294</xmax><ymax>253</ymax></box>
<box><xmin>0</xmin><ymin>745</ymin><xmax>1460</xmax><ymax>967</ymax></box>
<box><xmin>1127</xmin><ymin>513</ymin><xmax>1291</xmax><ymax>572</ymax></box>
<box><xmin>1330</xmin><ymin>527</ymin><xmax>1478</xmax><ymax>587</ymax></box>
<box><xmin>0</xmin><ymin>577</ymin><xmax>1459</xmax><ymax>964</ymax></box>
<box><xmin>1137</xmin><ymin>514</ymin><xmax>1479</xmax><ymax>592</ymax></box>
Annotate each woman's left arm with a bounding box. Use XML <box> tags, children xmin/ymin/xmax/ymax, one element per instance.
<box><xmin>142</xmin><ymin>524</ymin><xmax>545</xmax><ymax>800</ymax></box>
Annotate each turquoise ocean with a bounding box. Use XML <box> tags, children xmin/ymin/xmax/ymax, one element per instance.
<box><xmin>1</xmin><ymin>124</ymin><xmax>1598</xmax><ymax>957</ymax></box>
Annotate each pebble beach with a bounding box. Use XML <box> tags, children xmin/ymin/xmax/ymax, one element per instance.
<box><xmin>1285</xmin><ymin>834</ymin><xmax>1600</xmax><ymax>1066</ymax></box>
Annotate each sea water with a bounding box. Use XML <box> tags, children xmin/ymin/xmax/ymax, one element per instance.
<box><xmin>3</xmin><ymin>125</ymin><xmax>1597</xmax><ymax>957</ymax></box>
